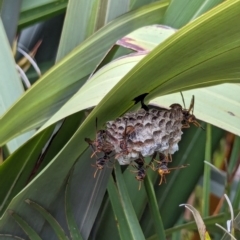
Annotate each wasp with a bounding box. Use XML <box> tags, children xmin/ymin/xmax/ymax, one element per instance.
<box><xmin>151</xmin><ymin>153</ymin><xmax>189</xmax><ymax>185</ymax></box>
<box><xmin>85</xmin><ymin>118</ymin><xmax>114</xmax><ymax>177</ymax></box>
<box><xmin>91</xmin><ymin>153</ymin><xmax>111</xmax><ymax>178</ymax></box>
<box><xmin>85</xmin><ymin>118</ymin><xmax>114</xmax><ymax>157</ymax></box>
<box><xmin>130</xmin><ymin>158</ymin><xmax>147</xmax><ymax>190</ymax></box>
<box><xmin>114</xmin><ymin>118</ymin><xmax>136</xmax><ymax>161</ymax></box>
<box><xmin>119</xmin><ymin>122</ymin><xmax>135</xmax><ymax>154</ymax></box>
<box><xmin>170</xmin><ymin>95</ymin><xmax>204</xmax><ymax>130</ymax></box>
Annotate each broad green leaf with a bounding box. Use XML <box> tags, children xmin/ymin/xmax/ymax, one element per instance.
<box><xmin>9</xmin><ymin>211</ymin><xmax>42</xmax><ymax>240</ymax></box>
<box><xmin>0</xmin><ymin>18</ymin><xmax>34</xmax><ymax>153</ymax></box>
<box><xmin>228</xmin><ymin>136</ymin><xmax>240</xmax><ymax>174</ymax></box>
<box><xmin>107</xmin><ymin>176</ymin><xmax>131</xmax><ymax>240</ymax></box>
<box><xmin>56</xmin><ymin>0</ymin><xmax>102</xmax><ymax>61</ymax></box>
<box><xmin>144</xmin><ymin>175</ymin><xmax>166</xmax><ymax>240</ymax></box>
<box><xmin>0</xmin><ymin>0</ymin><xmax>21</xmax><ymax>44</ymax></box>
<box><xmin>130</xmin><ymin>0</ymin><xmax>159</xmax><ymax>10</ymax></box>
<box><xmin>37</xmin><ymin>53</ymin><xmax>146</xmax><ymax>133</ymax></box>
<box><xmin>65</xmin><ymin>169</ymin><xmax>83</xmax><ymax>240</ymax></box>
<box><xmin>0</xmin><ymin>1</ymin><xmax>168</xmax><ymax>145</ymax></box>
<box><xmin>0</xmin><ymin>126</ymin><xmax>54</xmax><ymax>215</ymax></box>
<box><xmin>150</xmin><ymin>84</ymin><xmax>240</xmax><ymax>136</ymax></box>
<box><xmin>231</xmin><ymin>138</ymin><xmax>240</xmax><ymax>209</ymax></box>
<box><xmin>57</xmin><ymin>0</ymin><xmax>147</xmax><ymax>61</ymax></box>
<box><xmin>25</xmin><ymin>199</ymin><xmax>69</xmax><ymax>240</ymax></box>
<box><xmin>116</xmin><ymin>24</ymin><xmax>176</xmax><ymax>52</ymax></box>
<box><xmin>115</xmin><ymin>163</ymin><xmax>145</xmax><ymax>240</ymax></box>
<box><xmin>202</xmin><ymin>124</ymin><xmax>211</xmax><ymax>217</ymax></box>
<box><xmin>96</xmin><ymin>157</ymin><xmax>154</xmax><ymax>240</ymax></box>
<box><xmin>163</xmin><ymin>0</ymin><xmax>224</xmax><ymax>28</ymax></box>
<box><xmin>19</xmin><ymin>0</ymin><xmax>68</xmax><ymax>29</ymax></box>
<box><xmin>61</xmin><ymin>147</ymin><xmax>113</xmax><ymax>239</ymax></box>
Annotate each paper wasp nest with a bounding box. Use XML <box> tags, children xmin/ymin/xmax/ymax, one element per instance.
<box><xmin>104</xmin><ymin>106</ymin><xmax>184</xmax><ymax>165</ymax></box>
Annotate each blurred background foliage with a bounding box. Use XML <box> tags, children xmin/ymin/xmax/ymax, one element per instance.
<box><xmin>0</xmin><ymin>0</ymin><xmax>239</xmax><ymax>239</ymax></box>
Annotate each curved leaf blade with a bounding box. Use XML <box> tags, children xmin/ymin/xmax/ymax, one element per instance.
<box><xmin>37</xmin><ymin>52</ymin><xmax>146</xmax><ymax>133</ymax></box>
<box><xmin>9</xmin><ymin>211</ymin><xmax>42</xmax><ymax>240</ymax></box>
<box><xmin>0</xmin><ymin>127</ymin><xmax>54</xmax><ymax>216</ymax></box>
<box><xmin>151</xmin><ymin>84</ymin><xmax>240</xmax><ymax>136</ymax></box>
<box><xmin>179</xmin><ymin>204</ymin><xmax>210</xmax><ymax>240</ymax></box>
<box><xmin>116</xmin><ymin>24</ymin><xmax>176</xmax><ymax>52</ymax></box>
<box><xmin>65</xmin><ymin>169</ymin><xmax>83</xmax><ymax>240</ymax></box>
<box><xmin>144</xmin><ymin>175</ymin><xmax>166</xmax><ymax>240</ymax></box>
<box><xmin>25</xmin><ymin>199</ymin><xmax>69</xmax><ymax>240</ymax></box>
<box><xmin>107</xmin><ymin>176</ymin><xmax>132</xmax><ymax>240</ymax></box>
<box><xmin>115</xmin><ymin>164</ymin><xmax>145</xmax><ymax>240</ymax></box>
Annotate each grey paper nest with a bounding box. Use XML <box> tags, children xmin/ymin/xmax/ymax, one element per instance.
<box><xmin>104</xmin><ymin>106</ymin><xmax>184</xmax><ymax>165</ymax></box>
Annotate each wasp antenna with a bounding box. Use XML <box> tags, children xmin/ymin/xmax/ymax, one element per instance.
<box><xmin>193</xmin><ymin>120</ymin><xmax>205</xmax><ymax>130</ymax></box>
<box><xmin>180</xmin><ymin>91</ymin><xmax>186</xmax><ymax>109</ymax></box>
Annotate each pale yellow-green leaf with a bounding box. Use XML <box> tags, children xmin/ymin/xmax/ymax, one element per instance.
<box><xmin>0</xmin><ymin>19</ymin><xmax>34</xmax><ymax>153</ymax></box>
<box><xmin>150</xmin><ymin>84</ymin><xmax>240</xmax><ymax>136</ymax></box>
<box><xmin>116</xmin><ymin>24</ymin><xmax>176</xmax><ymax>51</ymax></box>
<box><xmin>37</xmin><ymin>53</ymin><xmax>146</xmax><ymax>133</ymax></box>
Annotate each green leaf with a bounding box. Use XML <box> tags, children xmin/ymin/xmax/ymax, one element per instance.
<box><xmin>202</xmin><ymin>124</ymin><xmax>211</xmax><ymax>217</ymax></box>
<box><xmin>37</xmin><ymin>53</ymin><xmax>146</xmax><ymax>133</ymax></box>
<box><xmin>0</xmin><ymin>1</ymin><xmax>168</xmax><ymax>145</ymax></box>
<box><xmin>163</xmin><ymin>0</ymin><xmax>224</xmax><ymax>28</ymax></box>
<box><xmin>60</xmin><ymin>147</ymin><xmax>113</xmax><ymax>239</ymax></box>
<box><xmin>107</xmin><ymin>176</ymin><xmax>132</xmax><ymax>240</ymax></box>
<box><xmin>0</xmin><ymin>126</ymin><xmax>54</xmax><ymax>216</ymax></box>
<box><xmin>116</xmin><ymin>24</ymin><xmax>176</xmax><ymax>52</ymax></box>
<box><xmin>95</xmin><ymin>158</ymin><xmax>153</xmax><ymax>240</ymax></box>
<box><xmin>57</xmin><ymin>0</ymin><xmax>102</xmax><ymax>61</ymax></box>
<box><xmin>231</xmin><ymin>137</ymin><xmax>240</xmax><ymax>209</ymax></box>
<box><xmin>9</xmin><ymin>210</ymin><xmax>42</xmax><ymax>240</ymax></box>
<box><xmin>150</xmin><ymin>84</ymin><xmax>240</xmax><ymax>136</ymax></box>
<box><xmin>115</xmin><ymin>163</ymin><xmax>145</xmax><ymax>240</ymax></box>
<box><xmin>228</xmin><ymin>136</ymin><xmax>240</xmax><ymax>174</ymax></box>
<box><xmin>0</xmin><ymin>18</ymin><xmax>33</xmax><ymax>153</ymax></box>
<box><xmin>25</xmin><ymin>199</ymin><xmax>69</xmax><ymax>240</ymax></box>
<box><xmin>0</xmin><ymin>0</ymin><xmax>21</xmax><ymax>44</ymax></box>
<box><xmin>144</xmin><ymin>175</ymin><xmax>166</xmax><ymax>240</ymax></box>
<box><xmin>19</xmin><ymin>0</ymin><xmax>68</xmax><ymax>29</ymax></box>
<box><xmin>65</xmin><ymin>169</ymin><xmax>83</xmax><ymax>240</ymax></box>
